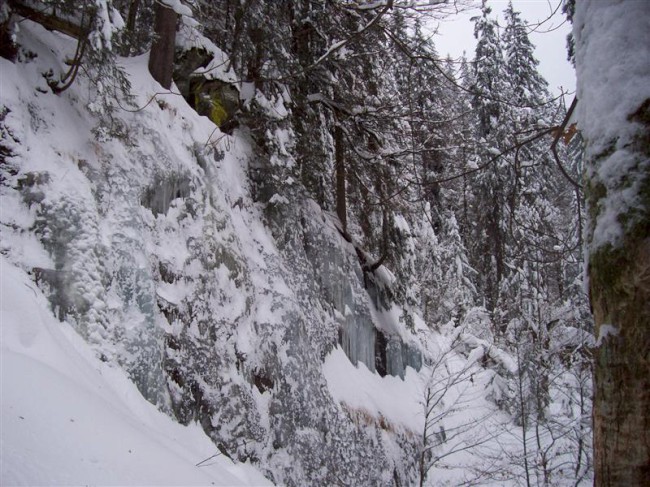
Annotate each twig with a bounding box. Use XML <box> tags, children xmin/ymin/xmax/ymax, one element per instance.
<box><xmin>195</xmin><ymin>451</ymin><xmax>222</xmax><ymax>467</ymax></box>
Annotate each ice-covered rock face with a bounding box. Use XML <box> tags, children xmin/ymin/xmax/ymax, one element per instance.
<box><xmin>293</xmin><ymin>193</ymin><xmax>423</xmax><ymax>381</ymax></box>
<box><xmin>0</xmin><ymin>24</ymin><xmax>424</xmax><ymax>486</ymax></box>
<box><xmin>18</xmin><ymin>144</ymin><xmax>422</xmax><ymax>484</ymax></box>
<box><xmin>141</xmin><ymin>174</ymin><xmax>191</xmax><ymax>216</ymax></box>
<box><xmin>151</xmin><ymin>170</ymin><xmax>423</xmax><ymax>484</ymax></box>
<box><xmin>244</xmin><ymin>176</ymin><xmax>422</xmax><ymax>485</ymax></box>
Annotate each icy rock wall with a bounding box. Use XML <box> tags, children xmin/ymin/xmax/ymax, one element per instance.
<box><xmin>17</xmin><ymin>133</ymin><xmax>183</xmax><ymax>407</ymax></box>
<box><xmin>341</xmin><ymin>314</ymin><xmax>377</xmax><ymax>372</ymax></box>
<box><xmin>141</xmin><ymin>174</ymin><xmax>191</xmax><ymax>216</ymax></box>
<box><xmin>155</xmin><ymin>171</ymin><xmax>422</xmax><ymax>485</ymax></box>
<box><xmin>290</xmin><ymin>192</ymin><xmax>422</xmax><ymax>380</ymax></box>
<box><xmin>245</xmin><ymin>163</ymin><xmax>422</xmax><ymax>485</ymax></box>
<box><xmin>337</xmin><ymin>278</ymin><xmax>422</xmax><ymax>379</ymax></box>
<box><xmin>0</xmin><ymin>26</ymin><xmax>423</xmax><ymax>485</ymax></box>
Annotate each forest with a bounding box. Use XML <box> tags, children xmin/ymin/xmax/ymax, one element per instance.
<box><xmin>0</xmin><ymin>0</ymin><xmax>648</xmax><ymax>486</ymax></box>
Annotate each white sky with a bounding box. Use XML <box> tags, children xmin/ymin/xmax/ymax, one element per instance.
<box><xmin>432</xmin><ymin>0</ymin><xmax>576</xmax><ymax>98</ymax></box>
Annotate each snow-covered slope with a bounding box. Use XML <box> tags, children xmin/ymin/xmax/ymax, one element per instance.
<box><xmin>0</xmin><ymin>256</ymin><xmax>270</xmax><ymax>486</ymax></box>
<box><xmin>0</xmin><ymin>20</ymin><xmax>429</xmax><ymax>485</ymax></box>
<box><xmin>0</xmin><ymin>14</ymin><xmax>588</xmax><ymax>487</ymax></box>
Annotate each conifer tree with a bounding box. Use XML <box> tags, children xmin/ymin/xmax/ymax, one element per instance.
<box><xmin>468</xmin><ymin>5</ymin><xmax>511</xmax><ymax>314</ymax></box>
<box><xmin>502</xmin><ymin>2</ymin><xmax>548</xmax><ymax>108</ymax></box>
<box><xmin>490</xmin><ymin>6</ymin><xmax>593</xmax><ymax>483</ymax></box>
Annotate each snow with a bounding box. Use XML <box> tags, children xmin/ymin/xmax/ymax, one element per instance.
<box><xmin>256</xmin><ymin>92</ymin><xmax>289</xmax><ymax>120</ymax></box>
<box><xmin>0</xmin><ymin>20</ymin><xmax>271</xmax><ymax>485</ymax></box>
<box><xmin>110</xmin><ymin>7</ymin><xmax>125</xmax><ymax>30</ymax></box>
<box><xmin>323</xmin><ymin>338</ymin><xmax>514</xmax><ymax>487</ymax></box>
<box><xmin>268</xmin><ymin>193</ymin><xmax>289</xmax><ymax>205</ymax></box>
<box><xmin>460</xmin><ymin>332</ymin><xmax>517</xmax><ymax>375</ymax></box>
<box><xmin>574</xmin><ymin>1</ymin><xmax>650</xmax><ymax>155</ymax></box>
<box><xmin>176</xmin><ymin>22</ymin><xmax>238</xmax><ymax>83</ymax></box>
<box><xmin>161</xmin><ymin>0</ymin><xmax>193</xmax><ymax>17</ymax></box>
<box><xmin>573</xmin><ymin>0</ymin><xmax>650</xmax><ymax>249</ymax></box>
<box><xmin>0</xmin><ymin>257</ymin><xmax>271</xmax><ymax>486</ymax></box>
<box><xmin>369</xmin><ymin>302</ymin><xmax>410</xmax><ymax>340</ymax></box>
<box><xmin>595</xmin><ymin>323</ymin><xmax>619</xmax><ymax>347</ymax></box>
<box><xmin>0</xmin><ymin>8</ymin><xmax>593</xmax><ymax>486</ymax></box>
<box><xmin>323</xmin><ymin>347</ymin><xmax>423</xmax><ymax>433</ymax></box>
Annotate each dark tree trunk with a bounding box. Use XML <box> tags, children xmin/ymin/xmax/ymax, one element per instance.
<box><xmin>591</xmin><ymin>240</ymin><xmax>650</xmax><ymax>486</ymax></box>
<box><xmin>0</xmin><ymin>12</ymin><xmax>17</xmax><ymax>61</ymax></box>
<box><xmin>126</xmin><ymin>0</ymin><xmax>140</xmax><ymax>34</ymax></box>
<box><xmin>148</xmin><ymin>2</ymin><xmax>177</xmax><ymax>90</ymax></box>
<box><xmin>335</xmin><ymin>121</ymin><xmax>347</xmax><ymax>233</ymax></box>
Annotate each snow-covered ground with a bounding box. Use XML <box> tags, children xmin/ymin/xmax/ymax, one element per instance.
<box><xmin>324</xmin><ymin>347</ymin><xmax>423</xmax><ymax>433</ymax></box>
<box><xmin>0</xmin><ymin>256</ymin><xmax>271</xmax><ymax>486</ymax></box>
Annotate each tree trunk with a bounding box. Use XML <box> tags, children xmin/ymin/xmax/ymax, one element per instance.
<box><xmin>590</xmin><ymin>239</ymin><xmax>650</xmax><ymax>485</ymax></box>
<box><xmin>7</xmin><ymin>1</ymin><xmax>88</xmax><ymax>40</ymax></box>
<box><xmin>148</xmin><ymin>2</ymin><xmax>177</xmax><ymax>90</ymax></box>
<box><xmin>126</xmin><ymin>0</ymin><xmax>140</xmax><ymax>35</ymax></box>
<box><xmin>0</xmin><ymin>8</ymin><xmax>17</xmax><ymax>61</ymax></box>
<box><xmin>335</xmin><ymin>121</ymin><xmax>347</xmax><ymax>233</ymax></box>
<box><xmin>573</xmin><ymin>2</ymin><xmax>650</xmax><ymax>485</ymax></box>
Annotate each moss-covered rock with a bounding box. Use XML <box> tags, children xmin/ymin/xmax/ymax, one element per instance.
<box><xmin>189</xmin><ymin>77</ymin><xmax>239</xmax><ymax>129</ymax></box>
<box><xmin>173</xmin><ymin>47</ymin><xmax>212</xmax><ymax>99</ymax></box>
<box><xmin>173</xmin><ymin>47</ymin><xmax>240</xmax><ymax>130</ymax></box>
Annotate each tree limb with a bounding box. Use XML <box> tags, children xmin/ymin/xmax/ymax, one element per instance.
<box><xmin>9</xmin><ymin>0</ymin><xmax>89</xmax><ymax>39</ymax></box>
<box><xmin>550</xmin><ymin>96</ymin><xmax>582</xmax><ymax>190</ymax></box>
<box><xmin>309</xmin><ymin>0</ymin><xmax>394</xmax><ymax>69</ymax></box>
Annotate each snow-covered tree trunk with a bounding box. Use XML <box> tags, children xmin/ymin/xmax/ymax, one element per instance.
<box><xmin>573</xmin><ymin>2</ymin><xmax>650</xmax><ymax>484</ymax></box>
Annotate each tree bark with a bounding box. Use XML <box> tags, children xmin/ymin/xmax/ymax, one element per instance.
<box><xmin>148</xmin><ymin>2</ymin><xmax>177</xmax><ymax>90</ymax></box>
<box><xmin>573</xmin><ymin>2</ymin><xmax>650</xmax><ymax>485</ymax></box>
<box><xmin>126</xmin><ymin>0</ymin><xmax>141</xmax><ymax>35</ymax></box>
<box><xmin>335</xmin><ymin>121</ymin><xmax>347</xmax><ymax>233</ymax></box>
<box><xmin>590</xmin><ymin>238</ymin><xmax>650</xmax><ymax>486</ymax></box>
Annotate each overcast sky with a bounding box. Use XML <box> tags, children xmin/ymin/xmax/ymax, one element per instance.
<box><xmin>432</xmin><ymin>0</ymin><xmax>575</xmax><ymax>99</ymax></box>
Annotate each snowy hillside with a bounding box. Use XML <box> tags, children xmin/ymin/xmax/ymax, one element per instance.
<box><xmin>0</xmin><ymin>256</ymin><xmax>270</xmax><ymax>486</ymax></box>
<box><xmin>1</xmin><ymin>2</ymin><xmax>594</xmax><ymax>486</ymax></box>
<box><xmin>0</xmin><ymin>19</ymin><xmax>430</xmax><ymax>486</ymax></box>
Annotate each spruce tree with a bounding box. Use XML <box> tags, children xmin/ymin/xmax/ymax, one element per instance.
<box><xmin>468</xmin><ymin>5</ymin><xmax>511</xmax><ymax>315</ymax></box>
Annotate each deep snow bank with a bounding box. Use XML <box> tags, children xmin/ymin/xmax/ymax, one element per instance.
<box><xmin>0</xmin><ymin>257</ymin><xmax>270</xmax><ymax>486</ymax></box>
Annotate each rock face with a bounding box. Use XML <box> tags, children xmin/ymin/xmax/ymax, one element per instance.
<box><xmin>1</xmin><ymin>27</ymin><xmax>424</xmax><ymax>486</ymax></box>
<box><xmin>174</xmin><ymin>47</ymin><xmax>240</xmax><ymax>130</ymax></box>
<box><xmin>137</xmin><ymin>155</ymin><xmax>422</xmax><ymax>485</ymax></box>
